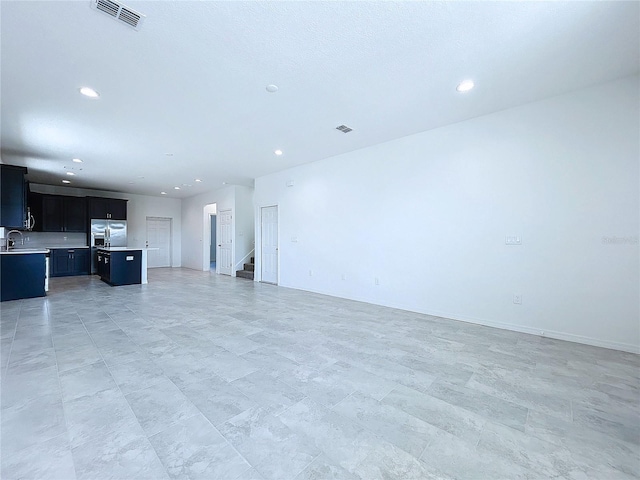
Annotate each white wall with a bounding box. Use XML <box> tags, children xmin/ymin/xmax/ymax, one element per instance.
<box><xmin>254</xmin><ymin>75</ymin><xmax>640</xmax><ymax>353</ymax></box>
<box><xmin>30</xmin><ymin>185</ymin><xmax>182</xmax><ymax>266</ymax></box>
<box><xmin>181</xmin><ymin>185</ymin><xmax>254</xmax><ymax>272</ymax></box>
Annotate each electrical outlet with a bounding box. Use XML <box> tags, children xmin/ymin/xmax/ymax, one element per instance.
<box><xmin>309</xmin><ymin>270</ymin><xmax>313</xmax><ymax>276</ymax></box>
<box><xmin>341</xmin><ymin>274</ymin><xmax>346</xmax><ymax>280</ymax></box>
<box><xmin>505</xmin><ymin>235</ymin><xmax>522</xmax><ymax>245</ymax></box>
<box><xmin>513</xmin><ymin>294</ymin><xmax>522</xmax><ymax>305</ymax></box>
<box><xmin>375</xmin><ymin>277</ymin><xmax>380</xmax><ymax>285</ymax></box>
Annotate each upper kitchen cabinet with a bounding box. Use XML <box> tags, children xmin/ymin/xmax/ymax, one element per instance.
<box><xmin>28</xmin><ymin>191</ymin><xmax>42</xmax><ymax>231</ymax></box>
<box><xmin>64</xmin><ymin>196</ymin><xmax>87</xmax><ymax>231</ymax></box>
<box><xmin>41</xmin><ymin>194</ymin><xmax>62</xmax><ymax>231</ymax></box>
<box><xmin>0</xmin><ymin>165</ymin><xmax>28</xmax><ymax>229</ymax></box>
<box><xmin>40</xmin><ymin>195</ymin><xmax>87</xmax><ymax>233</ymax></box>
<box><xmin>87</xmin><ymin>197</ymin><xmax>127</xmax><ymax>220</ymax></box>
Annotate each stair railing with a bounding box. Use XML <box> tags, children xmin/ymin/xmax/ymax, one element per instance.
<box><xmin>235</xmin><ymin>248</ymin><xmax>255</xmax><ymax>272</ymax></box>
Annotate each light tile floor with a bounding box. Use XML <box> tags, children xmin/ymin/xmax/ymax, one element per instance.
<box><xmin>1</xmin><ymin>268</ymin><xmax>638</xmax><ymax>479</ymax></box>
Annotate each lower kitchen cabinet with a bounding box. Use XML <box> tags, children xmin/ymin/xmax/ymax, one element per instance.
<box><xmin>0</xmin><ymin>253</ymin><xmax>46</xmax><ymax>301</ymax></box>
<box><xmin>50</xmin><ymin>248</ymin><xmax>90</xmax><ymax>277</ymax></box>
<box><xmin>97</xmin><ymin>249</ymin><xmax>141</xmax><ymax>286</ymax></box>
<box><xmin>96</xmin><ymin>251</ymin><xmax>107</xmax><ymax>279</ymax></box>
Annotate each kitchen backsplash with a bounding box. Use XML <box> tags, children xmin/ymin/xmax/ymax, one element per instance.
<box><xmin>14</xmin><ymin>232</ymin><xmax>87</xmax><ymax>248</ymax></box>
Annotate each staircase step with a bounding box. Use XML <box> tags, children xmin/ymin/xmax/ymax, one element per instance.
<box><xmin>244</xmin><ymin>263</ymin><xmax>255</xmax><ymax>272</ymax></box>
<box><xmin>236</xmin><ymin>270</ymin><xmax>254</xmax><ymax>280</ymax></box>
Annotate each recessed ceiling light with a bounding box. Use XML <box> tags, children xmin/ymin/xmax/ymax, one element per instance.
<box><xmin>222</xmin><ymin>182</ymin><xmax>227</xmax><ymax>185</ymax></box>
<box><xmin>274</xmin><ymin>149</ymin><xmax>283</xmax><ymax>156</ymax></box>
<box><xmin>72</xmin><ymin>158</ymin><xmax>83</xmax><ymax>163</ymax></box>
<box><xmin>266</xmin><ymin>84</ymin><xmax>279</xmax><ymax>93</ymax></box>
<box><xmin>62</xmin><ymin>180</ymin><xmax>71</xmax><ymax>184</ymax></box>
<box><xmin>165</xmin><ymin>153</ymin><xmax>174</xmax><ymax>156</ymax></box>
<box><xmin>195</xmin><ymin>179</ymin><xmax>202</xmax><ymax>183</ymax></box>
<box><xmin>160</xmin><ymin>191</ymin><xmax>167</xmax><ymax>195</ymax></box>
<box><xmin>456</xmin><ymin>80</ymin><xmax>475</xmax><ymax>92</ymax></box>
<box><xmin>174</xmin><ymin>186</ymin><xmax>180</xmax><ymax>190</ymax></box>
<box><xmin>66</xmin><ymin>172</ymin><xmax>75</xmax><ymax>176</ymax></box>
<box><xmin>79</xmin><ymin>87</ymin><xmax>100</xmax><ymax>98</ymax></box>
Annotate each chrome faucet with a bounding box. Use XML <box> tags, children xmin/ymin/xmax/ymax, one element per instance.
<box><xmin>6</xmin><ymin>230</ymin><xmax>23</xmax><ymax>250</ymax></box>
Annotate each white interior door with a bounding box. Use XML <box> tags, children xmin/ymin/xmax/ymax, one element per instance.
<box><xmin>261</xmin><ymin>206</ymin><xmax>278</xmax><ymax>284</ymax></box>
<box><xmin>146</xmin><ymin>217</ymin><xmax>172</xmax><ymax>268</ymax></box>
<box><xmin>218</xmin><ymin>209</ymin><xmax>232</xmax><ymax>275</ymax></box>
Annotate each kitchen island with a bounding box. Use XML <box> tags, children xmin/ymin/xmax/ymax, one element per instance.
<box><xmin>96</xmin><ymin>247</ymin><xmax>150</xmax><ymax>286</ymax></box>
<box><xmin>0</xmin><ymin>249</ymin><xmax>49</xmax><ymax>301</ymax></box>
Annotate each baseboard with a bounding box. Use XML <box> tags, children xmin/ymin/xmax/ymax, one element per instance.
<box><xmin>422</xmin><ymin>309</ymin><xmax>640</xmax><ymax>355</ymax></box>
<box><xmin>280</xmin><ymin>283</ymin><xmax>640</xmax><ymax>355</ymax></box>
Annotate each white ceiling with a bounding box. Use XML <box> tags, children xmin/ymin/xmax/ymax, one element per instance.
<box><xmin>1</xmin><ymin>1</ymin><xmax>638</xmax><ymax>198</ymax></box>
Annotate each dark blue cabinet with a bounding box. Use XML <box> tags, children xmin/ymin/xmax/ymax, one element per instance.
<box><xmin>42</xmin><ymin>195</ymin><xmax>63</xmax><ymax>232</ymax></box>
<box><xmin>65</xmin><ymin>196</ymin><xmax>87</xmax><ymax>232</ymax></box>
<box><xmin>50</xmin><ymin>248</ymin><xmax>90</xmax><ymax>277</ymax></box>
<box><xmin>97</xmin><ymin>249</ymin><xmax>141</xmax><ymax>286</ymax></box>
<box><xmin>28</xmin><ymin>192</ymin><xmax>123</xmax><ymax>230</ymax></box>
<box><xmin>39</xmin><ymin>195</ymin><xmax>87</xmax><ymax>233</ymax></box>
<box><xmin>88</xmin><ymin>197</ymin><xmax>127</xmax><ymax>220</ymax></box>
<box><xmin>0</xmin><ymin>165</ymin><xmax>27</xmax><ymax>229</ymax></box>
<box><xmin>96</xmin><ymin>250</ymin><xmax>106</xmax><ymax>279</ymax></box>
<box><xmin>0</xmin><ymin>253</ymin><xmax>46</xmax><ymax>301</ymax></box>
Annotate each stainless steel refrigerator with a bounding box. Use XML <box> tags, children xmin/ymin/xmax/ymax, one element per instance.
<box><xmin>90</xmin><ymin>219</ymin><xmax>127</xmax><ymax>273</ymax></box>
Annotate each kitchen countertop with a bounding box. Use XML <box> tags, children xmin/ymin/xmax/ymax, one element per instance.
<box><xmin>1</xmin><ymin>245</ymin><xmax>89</xmax><ymax>254</ymax></box>
<box><xmin>0</xmin><ymin>249</ymin><xmax>50</xmax><ymax>255</ymax></box>
<box><xmin>96</xmin><ymin>247</ymin><xmax>152</xmax><ymax>252</ymax></box>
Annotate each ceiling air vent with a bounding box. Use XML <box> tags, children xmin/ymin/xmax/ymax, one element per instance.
<box><xmin>336</xmin><ymin>125</ymin><xmax>353</xmax><ymax>133</ymax></box>
<box><xmin>91</xmin><ymin>0</ymin><xmax>145</xmax><ymax>30</ymax></box>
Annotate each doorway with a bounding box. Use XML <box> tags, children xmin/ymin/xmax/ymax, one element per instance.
<box><xmin>210</xmin><ymin>214</ymin><xmax>216</xmax><ymax>271</ymax></box>
<box><xmin>218</xmin><ymin>209</ymin><xmax>233</xmax><ymax>276</ymax></box>
<box><xmin>203</xmin><ymin>203</ymin><xmax>217</xmax><ymax>272</ymax></box>
<box><xmin>261</xmin><ymin>205</ymin><xmax>278</xmax><ymax>284</ymax></box>
<box><xmin>146</xmin><ymin>217</ymin><xmax>172</xmax><ymax>268</ymax></box>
